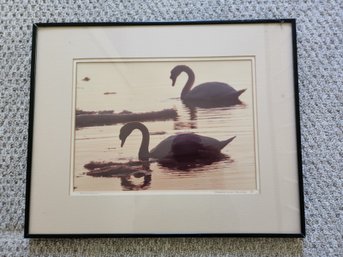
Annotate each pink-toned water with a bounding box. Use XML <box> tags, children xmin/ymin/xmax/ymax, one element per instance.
<box><xmin>73</xmin><ymin>60</ymin><xmax>257</xmax><ymax>192</ymax></box>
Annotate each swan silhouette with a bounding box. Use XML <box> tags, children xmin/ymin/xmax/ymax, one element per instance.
<box><xmin>119</xmin><ymin>122</ymin><xmax>236</xmax><ymax>162</ymax></box>
<box><xmin>170</xmin><ymin>65</ymin><xmax>246</xmax><ymax>107</ymax></box>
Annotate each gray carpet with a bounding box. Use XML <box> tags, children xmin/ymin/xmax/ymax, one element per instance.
<box><xmin>0</xmin><ymin>1</ymin><xmax>342</xmax><ymax>256</ymax></box>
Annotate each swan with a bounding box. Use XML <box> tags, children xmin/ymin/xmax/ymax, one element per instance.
<box><xmin>119</xmin><ymin>122</ymin><xmax>236</xmax><ymax>161</ymax></box>
<box><xmin>170</xmin><ymin>65</ymin><xmax>246</xmax><ymax>107</ymax></box>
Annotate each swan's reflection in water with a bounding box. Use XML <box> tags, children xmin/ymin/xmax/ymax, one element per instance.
<box><xmin>184</xmin><ymin>99</ymin><xmax>244</xmax><ymax>110</ymax></box>
<box><xmin>181</xmin><ymin>102</ymin><xmax>247</xmax><ymax>125</ymax></box>
<box><xmin>120</xmin><ymin>174</ymin><xmax>151</xmax><ymax>191</ymax></box>
<box><xmin>173</xmin><ymin>120</ymin><xmax>197</xmax><ymax>130</ymax></box>
<box><xmin>84</xmin><ymin>161</ymin><xmax>152</xmax><ymax>191</ymax></box>
<box><xmin>186</xmin><ymin>105</ymin><xmax>197</xmax><ymax>121</ymax></box>
<box><xmin>84</xmin><ymin>153</ymin><xmax>234</xmax><ymax>191</ymax></box>
<box><xmin>158</xmin><ymin>154</ymin><xmax>232</xmax><ymax>172</ymax></box>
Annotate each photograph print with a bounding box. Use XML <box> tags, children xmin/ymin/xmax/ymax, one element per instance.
<box><xmin>73</xmin><ymin>57</ymin><xmax>257</xmax><ymax>192</ymax></box>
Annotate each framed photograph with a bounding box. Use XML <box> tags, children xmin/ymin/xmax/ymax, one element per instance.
<box><xmin>25</xmin><ymin>20</ymin><xmax>305</xmax><ymax>237</ymax></box>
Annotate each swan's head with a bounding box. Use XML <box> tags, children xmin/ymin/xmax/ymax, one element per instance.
<box><xmin>170</xmin><ymin>69</ymin><xmax>178</xmax><ymax>86</ymax></box>
<box><xmin>119</xmin><ymin>134</ymin><xmax>126</xmax><ymax>147</ymax></box>
<box><xmin>119</xmin><ymin>122</ymin><xmax>145</xmax><ymax>147</ymax></box>
<box><xmin>119</xmin><ymin>126</ymin><xmax>130</xmax><ymax>147</ymax></box>
<box><xmin>170</xmin><ymin>65</ymin><xmax>187</xmax><ymax>86</ymax></box>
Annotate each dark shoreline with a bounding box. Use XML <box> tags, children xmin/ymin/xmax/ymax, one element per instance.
<box><xmin>76</xmin><ymin>108</ymin><xmax>177</xmax><ymax>128</ymax></box>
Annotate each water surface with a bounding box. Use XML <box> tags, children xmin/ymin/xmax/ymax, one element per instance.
<box><xmin>73</xmin><ymin>59</ymin><xmax>257</xmax><ymax>192</ymax></box>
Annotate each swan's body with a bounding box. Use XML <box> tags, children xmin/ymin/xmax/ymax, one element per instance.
<box><xmin>119</xmin><ymin>122</ymin><xmax>235</xmax><ymax>162</ymax></box>
<box><xmin>170</xmin><ymin>65</ymin><xmax>246</xmax><ymax>107</ymax></box>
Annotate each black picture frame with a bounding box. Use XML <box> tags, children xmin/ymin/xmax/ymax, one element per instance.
<box><xmin>24</xmin><ymin>19</ymin><xmax>305</xmax><ymax>238</ymax></box>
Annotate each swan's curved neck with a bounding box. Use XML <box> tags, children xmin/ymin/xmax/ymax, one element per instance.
<box><xmin>124</xmin><ymin>122</ymin><xmax>150</xmax><ymax>161</ymax></box>
<box><xmin>180</xmin><ymin>66</ymin><xmax>195</xmax><ymax>99</ymax></box>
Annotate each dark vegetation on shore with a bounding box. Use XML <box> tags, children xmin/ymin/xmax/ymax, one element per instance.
<box><xmin>75</xmin><ymin>108</ymin><xmax>177</xmax><ymax>128</ymax></box>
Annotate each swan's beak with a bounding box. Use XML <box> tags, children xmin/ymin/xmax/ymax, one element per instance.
<box><xmin>120</xmin><ymin>140</ymin><xmax>125</xmax><ymax>147</ymax></box>
<box><xmin>171</xmin><ymin>77</ymin><xmax>176</xmax><ymax>86</ymax></box>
